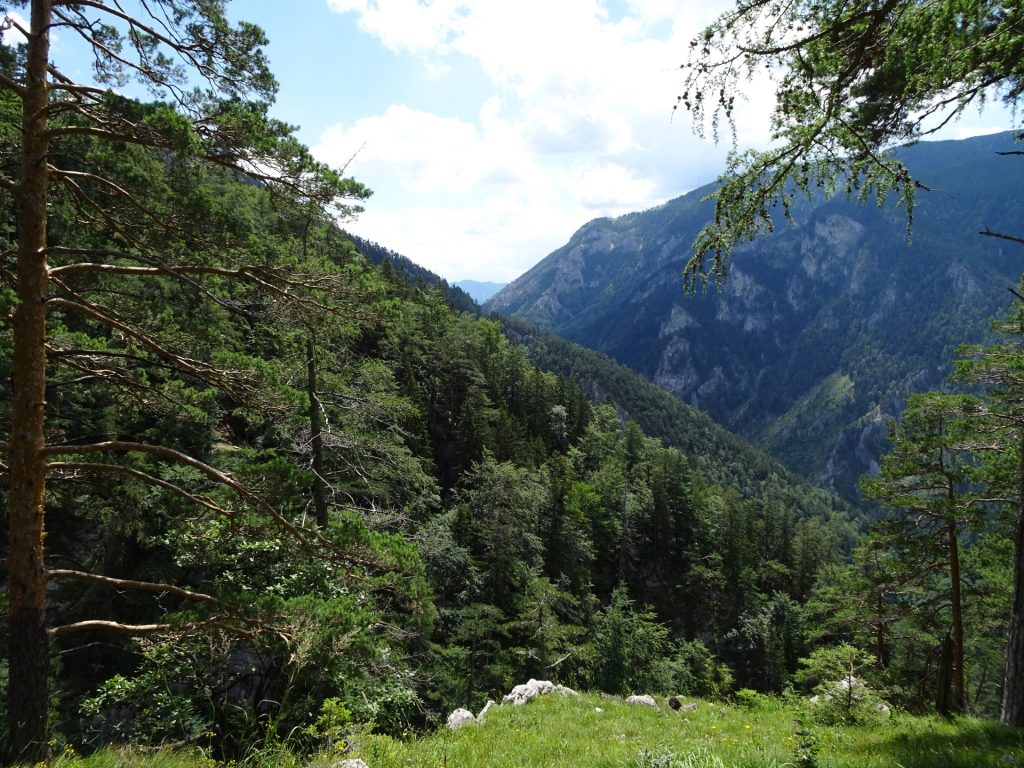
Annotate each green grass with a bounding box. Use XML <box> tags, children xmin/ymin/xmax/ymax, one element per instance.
<box><xmin>60</xmin><ymin>693</ymin><xmax>1024</xmax><ymax>768</ymax></box>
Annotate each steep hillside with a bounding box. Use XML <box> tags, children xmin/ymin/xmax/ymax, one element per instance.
<box><xmin>488</xmin><ymin>132</ymin><xmax>1024</xmax><ymax>500</ymax></box>
<box><xmin>501</xmin><ymin>317</ymin><xmax>854</xmax><ymax>530</ymax></box>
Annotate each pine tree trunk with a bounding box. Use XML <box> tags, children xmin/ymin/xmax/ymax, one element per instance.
<box><xmin>948</xmin><ymin>519</ymin><xmax>966</xmax><ymax>713</ymax></box>
<box><xmin>1001</xmin><ymin>485</ymin><xmax>1024</xmax><ymax>726</ymax></box>
<box><xmin>7</xmin><ymin>1</ymin><xmax>52</xmax><ymax>761</ymax></box>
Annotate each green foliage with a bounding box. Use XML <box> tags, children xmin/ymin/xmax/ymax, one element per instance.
<box><xmin>668</xmin><ymin>641</ymin><xmax>733</xmax><ymax>700</ymax></box>
<box><xmin>299</xmin><ymin>698</ymin><xmax>351</xmax><ymax>745</ymax></box>
<box><xmin>79</xmin><ymin>643</ymin><xmax>212</xmax><ymax>746</ymax></box>
<box><xmin>677</xmin><ymin>0</ymin><xmax>1023</xmax><ymax>285</ymax></box>
<box><xmin>791</xmin><ymin>720</ymin><xmax>819</xmax><ymax>768</ymax></box>
<box><xmin>590</xmin><ymin>587</ymin><xmax>672</xmax><ymax>696</ymax></box>
<box><xmin>794</xmin><ymin>644</ymin><xmax>889</xmax><ymax>726</ymax></box>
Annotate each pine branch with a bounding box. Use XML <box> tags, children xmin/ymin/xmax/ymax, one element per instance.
<box><xmin>41</xmin><ymin>440</ymin><xmax>376</xmax><ymax>569</ymax></box>
<box><xmin>47</xmin><ymin>461</ymin><xmax>236</xmax><ymax>520</ymax></box>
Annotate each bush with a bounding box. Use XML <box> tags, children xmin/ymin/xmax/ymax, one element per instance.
<box><xmin>669</xmin><ymin>640</ymin><xmax>733</xmax><ymax>700</ymax></box>
<box><xmin>793</xmin><ymin>644</ymin><xmax>890</xmax><ymax>726</ymax></box>
<box><xmin>590</xmin><ymin>586</ymin><xmax>673</xmax><ymax>695</ymax></box>
<box><xmin>732</xmin><ymin>688</ymin><xmax>766</xmax><ymax>709</ymax></box>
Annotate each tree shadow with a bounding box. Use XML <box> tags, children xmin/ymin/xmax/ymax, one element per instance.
<box><xmin>869</xmin><ymin>718</ymin><xmax>1024</xmax><ymax>768</ymax></box>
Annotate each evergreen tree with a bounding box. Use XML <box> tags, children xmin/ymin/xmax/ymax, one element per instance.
<box><xmin>1</xmin><ymin>1</ymin><xmax>368</xmax><ymax>758</ymax></box>
<box><xmin>676</xmin><ymin>0</ymin><xmax>1023</xmax><ymax>288</ymax></box>
<box><xmin>861</xmin><ymin>392</ymin><xmax>983</xmax><ymax>714</ymax></box>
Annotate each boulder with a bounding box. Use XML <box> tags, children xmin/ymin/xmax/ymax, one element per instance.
<box><xmin>626</xmin><ymin>694</ymin><xmax>658</xmax><ymax>708</ymax></box>
<box><xmin>334</xmin><ymin>761</ymin><xmax>369</xmax><ymax>768</ymax></box>
<box><xmin>501</xmin><ymin>679</ymin><xmax>577</xmax><ymax>706</ymax></box>
<box><xmin>446</xmin><ymin>708</ymin><xmax>476</xmax><ymax>730</ymax></box>
<box><xmin>477</xmin><ymin>700</ymin><xmax>497</xmax><ymax>721</ymax></box>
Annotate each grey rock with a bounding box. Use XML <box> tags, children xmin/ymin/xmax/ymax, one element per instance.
<box><xmin>626</xmin><ymin>694</ymin><xmax>658</xmax><ymax>708</ymax></box>
<box><xmin>477</xmin><ymin>700</ymin><xmax>497</xmax><ymax>721</ymax></box>
<box><xmin>446</xmin><ymin>708</ymin><xmax>476</xmax><ymax>730</ymax></box>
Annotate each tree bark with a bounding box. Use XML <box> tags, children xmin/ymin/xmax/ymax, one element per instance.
<box><xmin>306</xmin><ymin>336</ymin><xmax>328</xmax><ymax>528</ymax></box>
<box><xmin>947</xmin><ymin>518</ymin><xmax>966</xmax><ymax>714</ymax></box>
<box><xmin>7</xmin><ymin>1</ymin><xmax>53</xmax><ymax>762</ymax></box>
<box><xmin>1001</xmin><ymin>437</ymin><xmax>1024</xmax><ymax>726</ymax></box>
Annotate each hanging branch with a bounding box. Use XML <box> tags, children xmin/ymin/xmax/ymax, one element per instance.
<box><xmin>41</xmin><ymin>440</ymin><xmax>378</xmax><ymax>569</ymax></box>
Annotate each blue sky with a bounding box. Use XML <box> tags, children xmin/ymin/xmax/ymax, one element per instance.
<box><xmin>4</xmin><ymin>1</ymin><xmax>1018</xmax><ymax>283</ymax></box>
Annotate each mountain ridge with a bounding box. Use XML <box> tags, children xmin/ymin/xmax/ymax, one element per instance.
<box><xmin>487</xmin><ymin>131</ymin><xmax>1024</xmax><ymax>501</ymax></box>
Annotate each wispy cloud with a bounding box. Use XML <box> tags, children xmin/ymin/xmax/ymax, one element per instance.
<box><xmin>317</xmin><ymin>0</ymin><xmax>1011</xmax><ymax>281</ymax></box>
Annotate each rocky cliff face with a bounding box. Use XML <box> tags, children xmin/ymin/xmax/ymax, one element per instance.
<box><xmin>489</xmin><ymin>132</ymin><xmax>1024</xmax><ymax>502</ymax></box>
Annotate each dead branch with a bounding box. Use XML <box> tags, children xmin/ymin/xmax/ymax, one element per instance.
<box><xmin>47</xmin><ymin>568</ymin><xmax>227</xmax><ymax>609</ymax></box>
<box><xmin>980</xmin><ymin>228</ymin><xmax>1024</xmax><ymax>247</ymax></box>
<box><xmin>49</xmin><ymin>620</ymin><xmax>171</xmax><ymax>638</ymax></box>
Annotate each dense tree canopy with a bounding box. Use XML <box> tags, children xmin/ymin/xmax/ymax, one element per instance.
<box><xmin>6</xmin><ymin>0</ymin><xmax>1022</xmax><ymax>761</ymax></box>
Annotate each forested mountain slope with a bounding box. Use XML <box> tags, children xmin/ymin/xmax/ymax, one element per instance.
<box><xmin>0</xmin><ymin>87</ymin><xmax>861</xmax><ymax>755</ymax></box>
<box><xmin>488</xmin><ymin>132</ymin><xmax>1024</xmax><ymax>501</ymax></box>
<box><xmin>501</xmin><ymin>317</ymin><xmax>852</xmax><ymax>528</ymax></box>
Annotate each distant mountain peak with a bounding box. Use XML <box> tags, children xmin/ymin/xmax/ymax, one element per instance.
<box><xmin>456</xmin><ymin>279</ymin><xmax>507</xmax><ymax>304</ymax></box>
<box><xmin>492</xmin><ymin>131</ymin><xmax>1024</xmax><ymax>502</ymax></box>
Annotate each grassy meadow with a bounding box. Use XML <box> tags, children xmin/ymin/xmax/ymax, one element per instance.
<box><xmin>54</xmin><ymin>692</ymin><xmax>1024</xmax><ymax>768</ymax></box>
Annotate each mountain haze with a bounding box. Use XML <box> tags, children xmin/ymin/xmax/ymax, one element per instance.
<box><xmin>488</xmin><ymin>132</ymin><xmax>1024</xmax><ymax>501</ymax></box>
<box><xmin>455</xmin><ymin>279</ymin><xmax>507</xmax><ymax>303</ymax></box>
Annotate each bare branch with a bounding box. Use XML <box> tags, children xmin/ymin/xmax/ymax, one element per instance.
<box><xmin>48</xmin><ymin>618</ymin><xmax>261</xmax><ymax>640</ymax></box>
<box><xmin>47</xmin><ymin>568</ymin><xmax>227</xmax><ymax>609</ymax></box>
<box><xmin>47</xmin><ymin>461</ymin><xmax>236</xmax><ymax>519</ymax></box>
<box><xmin>41</xmin><ymin>440</ymin><xmax>375</xmax><ymax>568</ymax></box>
<box><xmin>50</xmin><ymin>620</ymin><xmax>170</xmax><ymax>638</ymax></box>
<box><xmin>980</xmin><ymin>228</ymin><xmax>1024</xmax><ymax>247</ymax></box>
<box><xmin>0</xmin><ymin>68</ymin><xmax>27</xmax><ymax>97</ymax></box>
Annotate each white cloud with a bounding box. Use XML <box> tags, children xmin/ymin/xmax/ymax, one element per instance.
<box><xmin>2</xmin><ymin>11</ymin><xmax>29</xmax><ymax>47</ymax></box>
<box><xmin>313</xmin><ymin>98</ymin><xmax>669</xmax><ymax>280</ymax></box>
<box><xmin>318</xmin><ymin>0</ymin><xmax>771</xmax><ymax>281</ymax></box>
<box><xmin>325</xmin><ymin>0</ymin><xmax>468</xmax><ymax>54</ymax></box>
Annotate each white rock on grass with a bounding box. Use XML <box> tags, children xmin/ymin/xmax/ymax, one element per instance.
<box><xmin>477</xmin><ymin>700</ymin><xmax>497</xmax><ymax>721</ymax></box>
<box><xmin>626</xmin><ymin>695</ymin><xmax>658</xmax><ymax>708</ymax></box>
<box><xmin>501</xmin><ymin>679</ymin><xmax>578</xmax><ymax>706</ymax></box>
<box><xmin>446</xmin><ymin>708</ymin><xmax>476</xmax><ymax>730</ymax></box>
<box><xmin>334</xmin><ymin>760</ymin><xmax>369</xmax><ymax>768</ymax></box>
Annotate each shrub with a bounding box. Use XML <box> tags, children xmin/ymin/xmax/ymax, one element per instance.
<box><xmin>793</xmin><ymin>644</ymin><xmax>890</xmax><ymax>726</ymax></box>
<box><xmin>669</xmin><ymin>640</ymin><xmax>733</xmax><ymax>700</ymax></box>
